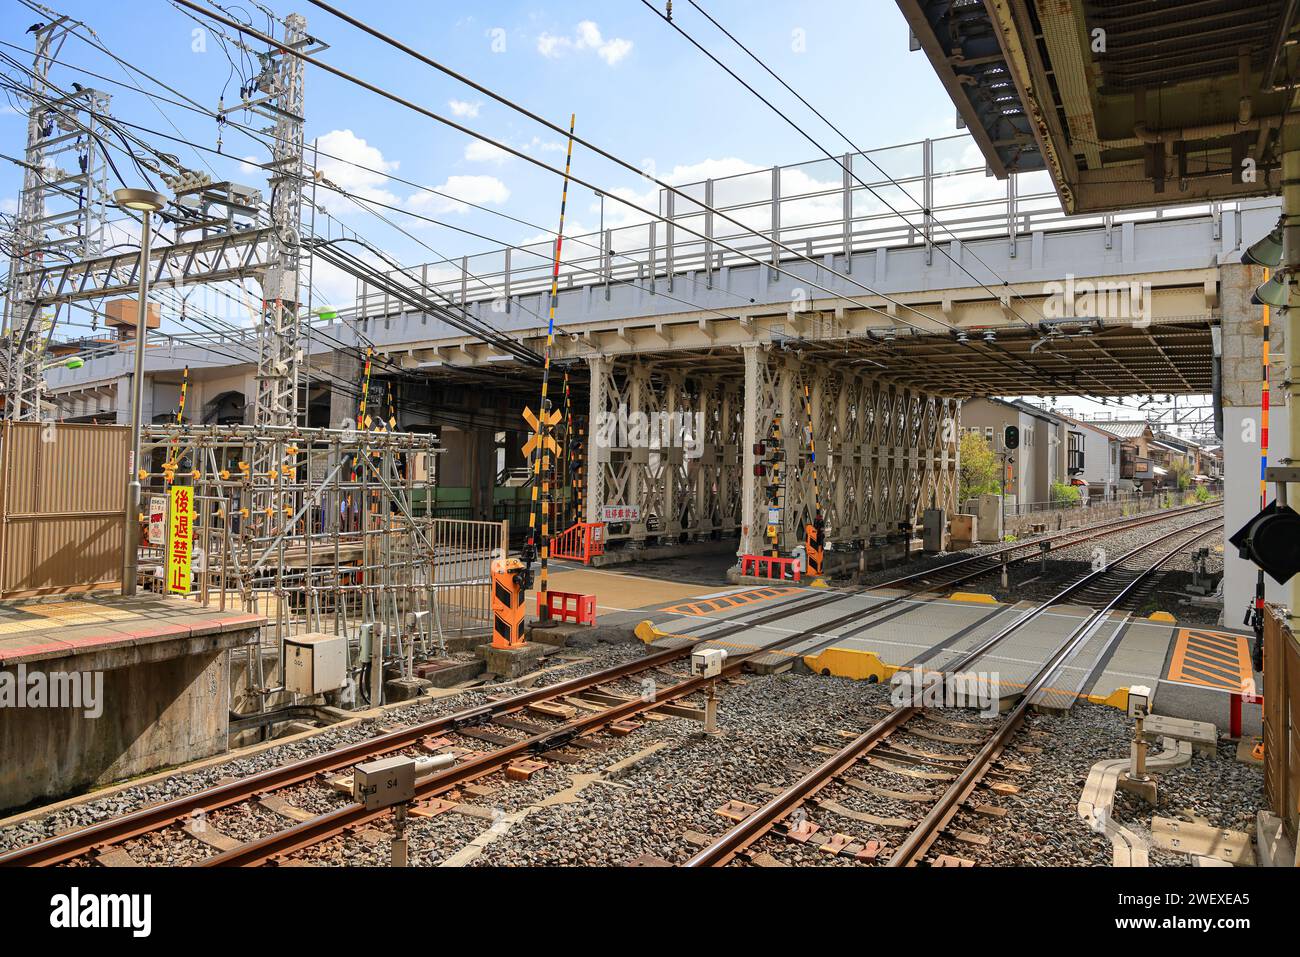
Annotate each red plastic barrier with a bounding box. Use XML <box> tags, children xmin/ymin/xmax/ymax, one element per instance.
<box><xmin>741</xmin><ymin>554</ymin><xmax>801</xmax><ymax>582</ymax></box>
<box><xmin>537</xmin><ymin>590</ymin><xmax>597</xmax><ymax>625</ymax></box>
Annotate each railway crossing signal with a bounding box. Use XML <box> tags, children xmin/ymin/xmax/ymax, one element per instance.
<box><xmin>523</xmin><ymin>405</ymin><xmax>562</xmax><ymax>458</ymax></box>
<box><xmin>1231</xmin><ymin>500</ymin><xmax>1300</xmax><ymax>584</ymax></box>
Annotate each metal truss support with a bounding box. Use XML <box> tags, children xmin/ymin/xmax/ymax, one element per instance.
<box><xmin>19</xmin><ymin>228</ymin><xmax>275</xmax><ymax>307</ymax></box>
<box><xmin>738</xmin><ymin>347</ymin><xmax>959</xmax><ymax>560</ymax></box>
<box><xmin>3</xmin><ymin>20</ymin><xmax>111</xmax><ymax>420</ymax></box>
<box><xmin>585</xmin><ymin>354</ymin><xmax>610</xmax><ymax>524</ymax></box>
<box><xmin>586</xmin><ymin>354</ymin><xmax>744</xmax><ymax>545</ymax></box>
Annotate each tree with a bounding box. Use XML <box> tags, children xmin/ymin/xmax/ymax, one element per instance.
<box><xmin>1167</xmin><ymin>458</ymin><xmax>1192</xmax><ymax>491</ymax></box>
<box><xmin>959</xmin><ymin>432</ymin><xmax>1001</xmax><ymax>503</ymax></box>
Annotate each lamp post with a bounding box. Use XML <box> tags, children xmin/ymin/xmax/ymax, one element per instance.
<box><xmin>114</xmin><ymin>187</ymin><xmax>167</xmax><ymax>597</ymax></box>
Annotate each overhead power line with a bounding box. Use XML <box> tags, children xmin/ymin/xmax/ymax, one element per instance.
<box><xmin>175</xmin><ymin>0</ymin><xmax>965</xmax><ymax>343</ymax></box>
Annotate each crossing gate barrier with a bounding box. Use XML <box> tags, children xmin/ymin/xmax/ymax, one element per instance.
<box><xmin>552</xmin><ymin>522</ymin><xmax>606</xmax><ymax>564</ymax></box>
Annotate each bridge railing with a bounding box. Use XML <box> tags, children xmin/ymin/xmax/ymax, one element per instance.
<box><xmin>347</xmin><ymin>131</ymin><xmax>1257</xmax><ymax>322</ymax></box>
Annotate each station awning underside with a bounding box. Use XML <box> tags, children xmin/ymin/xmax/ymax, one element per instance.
<box><xmin>400</xmin><ymin>317</ymin><xmax>1212</xmax><ymax>399</ymax></box>
<box><xmin>898</xmin><ymin>0</ymin><xmax>1298</xmax><ymax>213</ymax></box>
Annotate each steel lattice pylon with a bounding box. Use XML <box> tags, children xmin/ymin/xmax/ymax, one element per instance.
<box><xmin>253</xmin><ymin>12</ymin><xmax>309</xmax><ymax>430</ymax></box>
<box><xmin>2</xmin><ymin>19</ymin><xmax>111</xmax><ymax>421</ymax></box>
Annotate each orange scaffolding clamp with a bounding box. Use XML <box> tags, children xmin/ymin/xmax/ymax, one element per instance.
<box><xmin>551</xmin><ymin>521</ymin><xmax>606</xmax><ymax>565</ymax></box>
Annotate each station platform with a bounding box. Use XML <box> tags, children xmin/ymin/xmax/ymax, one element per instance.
<box><xmin>0</xmin><ymin>594</ymin><xmax>263</xmax><ymax>812</ymax></box>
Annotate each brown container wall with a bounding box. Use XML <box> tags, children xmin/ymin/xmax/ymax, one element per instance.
<box><xmin>1264</xmin><ymin>605</ymin><xmax>1300</xmax><ymax>847</ymax></box>
<box><xmin>0</xmin><ymin>422</ymin><xmax>128</xmax><ymax>598</ymax></box>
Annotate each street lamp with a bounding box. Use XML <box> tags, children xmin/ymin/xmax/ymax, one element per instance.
<box><xmin>114</xmin><ymin>186</ymin><xmax>166</xmax><ymax>597</ymax></box>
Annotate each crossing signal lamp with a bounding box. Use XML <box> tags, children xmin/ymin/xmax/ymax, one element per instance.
<box><xmin>1230</xmin><ymin>501</ymin><xmax>1300</xmax><ymax>585</ymax></box>
<box><xmin>1003</xmin><ymin>425</ymin><xmax>1020</xmax><ymax>450</ymax></box>
<box><xmin>1242</xmin><ymin>222</ymin><xmax>1283</xmax><ymax>267</ymax></box>
<box><xmin>1252</xmin><ymin>270</ymin><xmax>1291</xmax><ymax>308</ymax></box>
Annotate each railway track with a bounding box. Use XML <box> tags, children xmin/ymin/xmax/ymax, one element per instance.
<box><xmin>683</xmin><ymin>514</ymin><xmax>1222</xmax><ymax>867</ymax></box>
<box><xmin>0</xmin><ymin>501</ymin><xmax>1219</xmax><ymax>867</ymax></box>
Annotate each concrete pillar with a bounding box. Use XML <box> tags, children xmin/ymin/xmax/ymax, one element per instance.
<box><xmin>1284</xmin><ymin>110</ymin><xmax>1300</xmax><ymax>614</ymax></box>
<box><xmin>328</xmin><ymin>351</ymin><xmax>362</xmax><ymax>428</ymax></box>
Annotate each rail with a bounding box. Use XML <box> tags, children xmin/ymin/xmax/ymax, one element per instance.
<box><xmin>0</xmin><ymin>499</ymin><xmax>1220</xmax><ymax>867</ymax></box>
<box><xmin>684</xmin><ymin>512</ymin><xmax>1222</xmax><ymax>866</ymax></box>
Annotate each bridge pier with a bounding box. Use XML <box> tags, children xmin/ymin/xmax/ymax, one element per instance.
<box><xmin>1222</xmin><ymin>261</ymin><xmax>1289</xmax><ymax>626</ymax></box>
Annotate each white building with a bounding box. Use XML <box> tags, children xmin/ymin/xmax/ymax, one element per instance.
<box><xmin>1059</xmin><ymin>414</ymin><xmax>1122</xmax><ymax>500</ymax></box>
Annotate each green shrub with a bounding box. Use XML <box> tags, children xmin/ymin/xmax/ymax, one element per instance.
<box><xmin>1050</xmin><ymin>481</ymin><xmax>1081</xmax><ymax>507</ymax></box>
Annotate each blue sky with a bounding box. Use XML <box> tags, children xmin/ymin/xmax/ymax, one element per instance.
<box><xmin>1</xmin><ymin>0</ymin><xmax>1196</xmax><ymax>422</ymax></box>
<box><xmin>1</xmin><ymin>0</ymin><xmax>966</xmax><ymax>306</ymax></box>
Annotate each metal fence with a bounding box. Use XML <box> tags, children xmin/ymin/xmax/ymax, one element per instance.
<box><xmin>430</xmin><ymin>518</ymin><xmax>507</xmax><ymax>639</ymax></box>
<box><xmin>0</xmin><ymin>421</ymin><xmax>127</xmax><ymax>598</ymax></box>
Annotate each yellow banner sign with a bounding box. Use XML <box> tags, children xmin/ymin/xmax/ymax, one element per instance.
<box><xmin>167</xmin><ymin>485</ymin><xmax>195</xmax><ymax>594</ymax></box>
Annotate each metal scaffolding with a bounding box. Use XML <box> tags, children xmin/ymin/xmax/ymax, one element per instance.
<box><xmin>131</xmin><ymin>423</ymin><xmax>503</xmax><ymax>710</ymax></box>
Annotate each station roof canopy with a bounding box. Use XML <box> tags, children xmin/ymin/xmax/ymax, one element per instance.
<box><xmin>896</xmin><ymin>0</ymin><xmax>1299</xmax><ymax>213</ymax></box>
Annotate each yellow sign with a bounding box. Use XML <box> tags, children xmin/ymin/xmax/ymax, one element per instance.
<box><xmin>522</xmin><ymin>405</ymin><xmax>561</xmax><ymax>457</ymax></box>
<box><xmin>167</xmin><ymin>485</ymin><xmax>195</xmax><ymax>594</ymax></box>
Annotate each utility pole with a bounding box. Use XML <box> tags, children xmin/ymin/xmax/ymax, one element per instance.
<box><xmin>2</xmin><ymin>19</ymin><xmax>110</xmax><ymax>420</ymax></box>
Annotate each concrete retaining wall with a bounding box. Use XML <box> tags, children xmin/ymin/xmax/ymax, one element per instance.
<box><xmin>0</xmin><ymin>625</ymin><xmax>256</xmax><ymax>812</ymax></box>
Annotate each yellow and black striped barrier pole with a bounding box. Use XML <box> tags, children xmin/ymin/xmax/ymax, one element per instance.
<box><xmin>527</xmin><ymin>112</ymin><xmax>577</xmax><ymax>625</ymax></box>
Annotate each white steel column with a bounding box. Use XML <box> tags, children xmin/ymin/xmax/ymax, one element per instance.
<box><xmin>739</xmin><ymin>343</ymin><xmax>761</xmax><ymax>558</ymax></box>
<box><xmin>585</xmin><ymin>354</ymin><xmax>609</xmax><ymax>524</ymax></box>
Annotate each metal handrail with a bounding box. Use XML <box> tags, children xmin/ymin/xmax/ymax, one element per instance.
<box><xmin>344</xmin><ymin>130</ymin><xmax>1268</xmax><ymax>321</ymax></box>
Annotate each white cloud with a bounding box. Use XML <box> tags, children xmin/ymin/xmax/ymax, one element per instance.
<box><xmin>448</xmin><ymin>99</ymin><xmax>481</xmax><ymax>118</ymax></box>
<box><xmin>464</xmin><ymin>139</ymin><xmax>510</xmax><ymax>165</ymax></box>
<box><xmin>522</xmin><ymin>136</ymin><xmax>566</xmax><ymax>154</ymax></box>
<box><xmin>238</xmin><ymin>155</ymin><xmax>264</xmax><ymax>176</ymax></box>
<box><xmin>1</xmin><ymin>197</ymin><xmax>17</xmax><ymax>214</ymax></box>
<box><xmin>314</xmin><ymin>129</ymin><xmax>401</xmax><ymax>211</ymax></box>
<box><xmin>596</xmin><ymin>37</ymin><xmax>632</xmax><ymax>66</ymax></box>
<box><xmin>410</xmin><ymin>175</ymin><xmax>510</xmax><ymax>215</ymax></box>
<box><xmin>537</xmin><ymin>20</ymin><xmax>632</xmax><ymax>65</ymax></box>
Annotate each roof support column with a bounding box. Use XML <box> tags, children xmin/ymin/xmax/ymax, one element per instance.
<box><xmin>739</xmin><ymin>343</ymin><xmax>761</xmax><ymax>559</ymax></box>
<box><xmin>585</xmin><ymin>354</ymin><xmax>609</xmax><ymax>525</ymax></box>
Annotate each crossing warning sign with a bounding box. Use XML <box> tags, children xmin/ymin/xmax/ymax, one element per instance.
<box><xmin>523</xmin><ymin>405</ymin><xmax>561</xmax><ymax>457</ymax></box>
